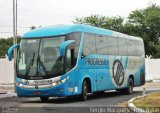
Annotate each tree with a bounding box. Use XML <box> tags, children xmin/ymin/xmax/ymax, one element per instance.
<box><xmin>74</xmin><ymin>15</ymin><xmax>124</xmax><ymax>32</ymax></box>
<box><xmin>125</xmin><ymin>3</ymin><xmax>160</xmax><ymax>58</ymax></box>
<box><xmin>0</xmin><ymin>36</ymin><xmax>21</xmax><ymax>57</ymax></box>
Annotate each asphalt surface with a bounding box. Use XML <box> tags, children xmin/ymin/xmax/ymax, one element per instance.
<box><xmin>0</xmin><ymin>87</ymin><xmax>159</xmax><ymax>113</ymax></box>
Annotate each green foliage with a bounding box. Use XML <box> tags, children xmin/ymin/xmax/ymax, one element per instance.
<box><xmin>73</xmin><ymin>3</ymin><xmax>160</xmax><ymax>58</ymax></box>
<box><xmin>126</xmin><ymin>3</ymin><xmax>160</xmax><ymax>58</ymax></box>
<box><xmin>0</xmin><ymin>37</ymin><xmax>21</xmax><ymax>57</ymax></box>
<box><xmin>74</xmin><ymin>15</ymin><xmax>124</xmax><ymax>32</ymax></box>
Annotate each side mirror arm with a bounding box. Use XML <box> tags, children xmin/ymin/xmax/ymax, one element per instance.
<box><xmin>8</xmin><ymin>44</ymin><xmax>19</xmax><ymax>61</ymax></box>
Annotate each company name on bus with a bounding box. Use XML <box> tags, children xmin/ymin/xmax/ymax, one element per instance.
<box><xmin>24</xmin><ymin>79</ymin><xmax>52</xmax><ymax>85</ymax></box>
<box><xmin>85</xmin><ymin>58</ymin><xmax>106</xmax><ymax>65</ymax></box>
<box><xmin>33</xmin><ymin>80</ymin><xmax>52</xmax><ymax>85</ymax></box>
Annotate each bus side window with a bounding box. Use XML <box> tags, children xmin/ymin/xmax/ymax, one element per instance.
<box><xmin>136</xmin><ymin>41</ymin><xmax>144</xmax><ymax>57</ymax></box>
<box><xmin>96</xmin><ymin>36</ymin><xmax>108</xmax><ymax>55</ymax></box>
<box><xmin>65</xmin><ymin>49</ymin><xmax>72</xmax><ymax>72</ymax></box>
<box><xmin>83</xmin><ymin>33</ymin><xmax>96</xmax><ymax>56</ymax></box>
<box><xmin>68</xmin><ymin>32</ymin><xmax>81</xmax><ymax>61</ymax></box>
<box><xmin>118</xmin><ymin>38</ymin><xmax>127</xmax><ymax>56</ymax></box>
<box><xmin>128</xmin><ymin>40</ymin><xmax>136</xmax><ymax>56</ymax></box>
<box><xmin>107</xmin><ymin>37</ymin><xmax>118</xmax><ymax>55</ymax></box>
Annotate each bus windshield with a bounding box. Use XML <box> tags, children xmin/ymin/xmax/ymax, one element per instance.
<box><xmin>17</xmin><ymin>36</ymin><xmax>66</xmax><ymax>79</ymax></box>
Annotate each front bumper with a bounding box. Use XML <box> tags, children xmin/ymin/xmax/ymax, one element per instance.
<box><xmin>16</xmin><ymin>83</ymin><xmax>69</xmax><ymax>97</ymax></box>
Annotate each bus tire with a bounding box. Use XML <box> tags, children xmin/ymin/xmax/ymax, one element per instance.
<box><xmin>80</xmin><ymin>80</ymin><xmax>88</xmax><ymax>101</ymax></box>
<box><xmin>117</xmin><ymin>77</ymin><xmax>134</xmax><ymax>94</ymax></box>
<box><xmin>123</xmin><ymin>77</ymin><xmax>134</xmax><ymax>94</ymax></box>
<box><xmin>127</xmin><ymin>77</ymin><xmax>134</xmax><ymax>94</ymax></box>
<box><xmin>40</xmin><ymin>97</ymin><xmax>49</xmax><ymax>102</ymax></box>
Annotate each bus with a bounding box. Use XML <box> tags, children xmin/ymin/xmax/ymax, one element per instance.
<box><xmin>8</xmin><ymin>24</ymin><xmax>145</xmax><ymax>101</ymax></box>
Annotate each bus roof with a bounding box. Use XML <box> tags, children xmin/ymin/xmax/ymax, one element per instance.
<box><xmin>23</xmin><ymin>24</ymin><xmax>142</xmax><ymax>41</ymax></box>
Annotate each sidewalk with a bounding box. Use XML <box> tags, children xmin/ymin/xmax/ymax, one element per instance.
<box><xmin>134</xmin><ymin>82</ymin><xmax>160</xmax><ymax>91</ymax></box>
<box><xmin>0</xmin><ymin>84</ymin><xmax>16</xmax><ymax>99</ymax></box>
<box><xmin>0</xmin><ymin>93</ymin><xmax>16</xmax><ymax>99</ymax></box>
<box><xmin>0</xmin><ymin>84</ymin><xmax>14</xmax><ymax>93</ymax></box>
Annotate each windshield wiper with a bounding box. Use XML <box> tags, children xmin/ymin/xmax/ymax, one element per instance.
<box><xmin>37</xmin><ymin>56</ymin><xmax>47</xmax><ymax>75</ymax></box>
<box><xmin>25</xmin><ymin>52</ymin><xmax>35</xmax><ymax>76</ymax></box>
<box><xmin>50</xmin><ymin>57</ymin><xmax>63</xmax><ymax>73</ymax></box>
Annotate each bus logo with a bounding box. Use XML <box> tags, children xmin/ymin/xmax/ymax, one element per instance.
<box><xmin>35</xmin><ymin>85</ymin><xmax>38</xmax><ymax>89</ymax></box>
<box><xmin>24</xmin><ymin>80</ymin><xmax>29</xmax><ymax>85</ymax></box>
<box><xmin>112</xmin><ymin>59</ymin><xmax>124</xmax><ymax>86</ymax></box>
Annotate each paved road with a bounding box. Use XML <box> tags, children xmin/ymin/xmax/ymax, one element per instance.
<box><xmin>0</xmin><ymin>87</ymin><xmax>159</xmax><ymax>113</ymax></box>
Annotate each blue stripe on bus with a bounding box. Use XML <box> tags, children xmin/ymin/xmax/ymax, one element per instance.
<box><xmin>125</xmin><ymin>56</ymin><xmax>128</xmax><ymax>70</ymax></box>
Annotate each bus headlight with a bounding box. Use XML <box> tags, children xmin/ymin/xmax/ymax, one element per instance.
<box><xmin>52</xmin><ymin>76</ymin><xmax>69</xmax><ymax>86</ymax></box>
<box><xmin>16</xmin><ymin>82</ymin><xmax>23</xmax><ymax>87</ymax></box>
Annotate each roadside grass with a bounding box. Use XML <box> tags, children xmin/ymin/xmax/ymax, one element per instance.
<box><xmin>133</xmin><ymin>92</ymin><xmax>160</xmax><ymax>112</ymax></box>
<box><xmin>133</xmin><ymin>92</ymin><xmax>160</xmax><ymax>108</ymax></box>
<box><xmin>118</xmin><ymin>92</ymin><xmax>160</xmax><ymax>113</ymax></box>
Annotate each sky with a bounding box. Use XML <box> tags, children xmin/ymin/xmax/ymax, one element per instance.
<box><xmin>0</xmin><ymin>0</ymin><xmax>160</xmax><ymax>38</ymax></box>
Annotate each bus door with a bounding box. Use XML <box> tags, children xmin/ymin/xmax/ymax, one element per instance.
<box><xmin>94</xmin><ymin>56</ymin><xmax>108</xmax><ymax>91</ymax></box>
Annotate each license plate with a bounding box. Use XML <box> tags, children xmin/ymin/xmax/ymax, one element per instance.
<box><xmin>33</xmin><ymin>91</ymin><xmax>41</xmax><ymax>95</ymax></box>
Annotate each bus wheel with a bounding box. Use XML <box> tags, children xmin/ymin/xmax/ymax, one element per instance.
<box><xmin>124</xmin><ymin>77</ymin><xmax>134</xmax><ymax>94</ymax></box>
<box><xmin>127</xmin><ymin>77</ymin><xmax>134</xmax><ymax>94</ymax></box>
<box><xmin>80</xmin><ymin>80</ymin><xmax>88</xmax><ymax>101</ymax></box>
<box><xmin>40</xmin><ymin>97</ymin><xmax>49</xmax><ymax>102</ymax></box>
<box><xmin>117</xmin><ymin>78</ymin><xmax>134</xmax><ymax>94</ymax></box>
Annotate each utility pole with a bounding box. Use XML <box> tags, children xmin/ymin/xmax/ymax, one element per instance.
<box><xmin>15</xmin><ymin>0</ymin><xmax>18</xmax><ymax>44</ymax></box>
<box><xmin>13</xmin><ymin>0</ymin><xmax>17</xmax><ymax>92</ymax></box>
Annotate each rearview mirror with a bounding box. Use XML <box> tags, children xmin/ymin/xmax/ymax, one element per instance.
<box><xmin>60</xmin><ymin>40</ymin><xmax>75</xmax><ymax>57</ymax></box>
<box><xmin>8</xmin><ymin>44</ymin><xmax>19</xmax><ymax>61</ymax></box>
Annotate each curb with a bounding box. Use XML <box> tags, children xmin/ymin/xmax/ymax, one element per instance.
<box><xmin>128</xmin><ymin>94</ymin><xmax>151</xmax><ymax>113</ymax></box>
<box><xmin>0</xmin><ymin>93</ymin><xmax>17</xmax><ymax>99</ymax></box>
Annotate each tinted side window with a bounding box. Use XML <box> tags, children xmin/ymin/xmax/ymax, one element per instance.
<box><xmin>136</xmin><ymin>41</ymin><xmax>144</xmax><ymax>56</ymax></box>
<box><xmin>96</xmin><ymin>36</ymin><xmax>108</xmax><ymax>54</ymax></box>
<box><xmin>108</xmin><ymin>37</ymin><xmax>118</xmax><ymax>55</ymax></box>
<box><xmin>65</xmin><ymin>49</ymin><xmax>71</xmax><ymax>72</ymax></box>
<box><xmin>68</xmin><ymin>32</ymin><xmax>82</xmax><ymax>58</ymax></box>
<box><xmin>128</xmin><ymin>40</ymin><xmax>136</xmax><ymax>56</ymax></box>
<box><xmin>118</xmin><ymin>38</ymin><xmax>127</xmax><ymax>56</ymax></box>
<box><xmin>83</xmin><ymin>33</ymin><xmax>96</xmax><ymax>56</ymax></box>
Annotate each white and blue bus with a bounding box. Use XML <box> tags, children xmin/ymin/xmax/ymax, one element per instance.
<box><xmin>8</xmin><ymin>24</ymin><xmax>145</xmax><ymax>101</ymax></box>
